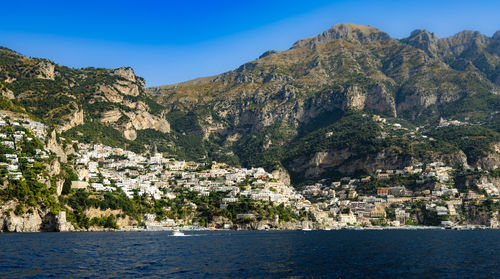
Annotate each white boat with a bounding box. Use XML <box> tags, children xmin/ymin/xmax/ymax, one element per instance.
<box><xmin>302</xmin><ymin>228</ymin><xmax>312</xmax><ymax>231</ymax></box>
<box><xmin>172</xmin><ymin>230</ymin><xmax>185</xmax><ymax>236</ymax></box>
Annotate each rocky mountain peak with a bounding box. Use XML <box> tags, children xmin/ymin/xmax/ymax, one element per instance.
<box><xmin>112</xmin><ymin>67</ymin><xmax>137</xmax><ymax>83</ymax></box>
<box><xmin>35</xmin><ymin>60</ymin><xmax>56</xmax><ymax>80</ymax></box>
<box><xmin>489</xmin><ymin>30</ymin><xmax>500</xmax><ymax>56</ymax></box>
<box><xmin>492</xmin><ymin>30</ymin><xmax>500</xmax><ymax>40</ymax></box>
<box><xmin>291</xmin><ymin>23</ymin><xmax>391</xmax><ymax>49</ymax></box>
<box><xmin>259</xmin><ymin>50</ymin><xmax>279</xmax><ymax>59</ymax></box>
<box><xmin>448</xmin><ymin>30</ymin><xmax>489</xmax><ymax>42</ymax></box>
<box><xmin>402</xmin><ymin>29</ymin><xmax>439</xmax><ymax>56</ymax></box>
<box><xmin>438</xmin><ymin>30</ymin><xmax>490</xmax><ymax>56</ymax></box>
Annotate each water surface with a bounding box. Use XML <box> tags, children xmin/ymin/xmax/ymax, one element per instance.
<box><xmin>0</xmin><ymin>230</ymin><xmax>498</xmax><ymax>278</ymax></box>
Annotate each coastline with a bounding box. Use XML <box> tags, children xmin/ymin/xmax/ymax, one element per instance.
<box><xmin>5</xmin><ymin>224</ymin><xmax>490</xmax><ymax>233</ymax></box>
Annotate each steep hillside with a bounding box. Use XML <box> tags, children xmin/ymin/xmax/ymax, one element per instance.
<box><xmin>1</xmin><ymin>23</ymin><xmax>500</xmax><ymax>232</ymax></box>
<box><xmin>0</xmin><ymin>47</ymin><xmax>169</xmax><ymax>153</ymax></box>
<box><xmin>148</xmin><ymin>23</ymin><xmax>500</xmax><ymax>183</ymax></box>
<box><xmin>1</xmin><ymin>23</ymin><xmax>499</xmax><ymax>185</ymax></box>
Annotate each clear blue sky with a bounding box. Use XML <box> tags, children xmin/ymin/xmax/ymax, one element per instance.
<box><xmin>1</xmin><ymin>0</ymin><xmax>500</xmax><ymax>86</ymax></box>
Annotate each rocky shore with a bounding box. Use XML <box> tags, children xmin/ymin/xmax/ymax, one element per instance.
<box><xmin>2</xmin><ymin>215</ymin><xmax>496</xmax><ymax>233</ymax></box>
<box><xmin>0</xmin><ymin>211</ymin><xmax>74</xmax><ymax>233</ymax></box>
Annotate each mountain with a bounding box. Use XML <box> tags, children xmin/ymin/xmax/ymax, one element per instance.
<box><xmin>0</xmin><ymin>46</ymin><xmax>169</xmax><ymax>153</ymax></box>
<box><xmin>147</xmin><ymin>23</ymin><xmax>500</xmax><ymax>184</ymax></box>
<box><xmin>1</xmin><ymin>23</ymin><xmax>500</xmax><ymax>231</ymax></box>
<box><xmin>1</xmin><ymin>23</ymin><xmax>500</xmax><ymax>185</ymax></box>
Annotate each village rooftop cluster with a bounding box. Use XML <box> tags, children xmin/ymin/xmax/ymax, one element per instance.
<box><xmin>1</xmin><ymin>112</ymin><xmax>498</xmax><ymax>230</ymax></box>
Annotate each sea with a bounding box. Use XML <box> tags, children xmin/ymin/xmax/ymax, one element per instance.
<box><xmin>0</xmin><ymin>230</ymin><xmax>499</xmax><ymax>278</ymax></box>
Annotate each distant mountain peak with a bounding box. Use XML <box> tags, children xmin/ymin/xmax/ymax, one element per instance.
<box><xmin>409</xmin><ymin>29</ymin><xmax>434</xmax><ymax>36</ymax></box>
<box><xmin>449</xmin><ymin>30</ymin><xmax>488</xmax><ymax>40</ymax></box>
<box><xmin>258</xmin><ymin>50</ymin><xmax>280</xmax><ymax>59</ymax></box>
<box><xmin>402</xmin><ymin>29</ymin><xmax>439</xmax><ymax>56</ymax></box>
<box><xmin>489</xmin><ymin>30</ymin><xmax>500</xmax><ymax>56</ymax></box>
<box><xmin>438</xmin><ymin>30</ymin><xmax>490</xmax><ymax>57</ymax></box>
<box><xmin>335</xmin><ymin>23</ymin><xmax>381</xmax><ymax>33</ymax></box>
<box><xmin>493</xmin><ymin>30</ymin><xmax>500</xmax><ymax>40</ymax></box>
<box><xmin>291</xmin><ymin>23</ymin><xmax>391</xmax><ymax>49</ymax></box>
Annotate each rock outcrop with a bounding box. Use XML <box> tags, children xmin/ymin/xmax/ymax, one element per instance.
<box><xmin>2</xmin><ymin>211</ymin><xmax>43</xmax><ymax>232</ymax></box>
<box><xmin>271</xmin><ymin>167</ymin><xmax>291</xmax><ymax>185</ymax></box>
<box><xmin>36</xmin><ymin>60</ymin><xmax>56</xmax><ymax>80</ymax></box>
<box><xmin>402</xmin><ymin>29</ymin><xmax>439</xmax><ymax>57</ymax></box>
<box><xmin>100</xmin><ymin>109</ymin><xmax>123</xmax><ymax>123</ymax></box>
<box><xmin>0</xmin><ymin>201</ymin><xmax>75</xmax><ymax>232</ymax></box>
<box><xmin>47</xmin><ymin>130</ymin><xmax>67</xmax><ymax>163</ymax></box>
<box><xmin>113</xmin><ymin>67</ymin><xmax>143</xmax><ymax>86</ymax></box>
<box><xmin>54</xmin><ymin>211</ymin><xmax>74</xmax><ymax>232</ymax></box>
<box><xmin>106</xmin><ymin>109</ymin><xmax>171</xmax><ymax>141</ymax></box>
<box><xmin>124</xmin><ymin>110</ymin><xmax>170</xmax><ymax>133</ymax></box>
<box><xmin>57</xmin><ymin>109</ymin><xmax>84</xmax><ymax>133</ymax></box>
<box><xmin>0</xmin><ymin>86</ymin><xmax>15</xmax><ymax>99</ymax></box>
<box><xmin>288</xmin><ymin>148</ymin><xmax>413</xmax><ymax>179</ymax></box>
<box><xmin>475</xmin><ymin>143</ymin><xmax>500</xmax><ymax>170</ymax></box>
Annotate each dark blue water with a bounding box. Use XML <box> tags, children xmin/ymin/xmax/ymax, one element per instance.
<box><xmin>0</xmin><ymin>230</ymin><xmax>499</xmax><ymax>278</ymax></box>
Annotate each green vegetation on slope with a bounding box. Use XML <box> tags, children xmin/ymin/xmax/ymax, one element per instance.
<box><xmin>427</xmin><ymin>125</ymin><xmax>500</xmax><ymax>165</ymax></box>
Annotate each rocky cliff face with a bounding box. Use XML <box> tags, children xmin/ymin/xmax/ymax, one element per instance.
<box><xmin>288</xmin><ymin>148</ymin><xmax>413</xmax><ymax>179</ymax></box>
<box><xmin>47</xmin><ymin>130</ymin><xmax>67</xmax><ymax>162</ymax></box>
<box><xmin>35</xmin><ymin>60</ymin><xmax>56</xmax><ymax>80</ymax></box>
<box><xmin>1</xmin><ymin>211</ymin><xmax>42</xmax><ymax>232</ymax></box>
<box><xmin>121</xmin><ymin>109</ymin><xmax>170</xmax><ymax>140</ymax></box>
<box><xmin>86</xmin><ymin>67</ymin><xmax>170</xmax><ymax>141</ymax></box>
<box><xmin>0</xmin><ymin>201</ymin><xmax>74</xmax><ymax>232</ymax></box>
<box><xmin>476</xmin><ymin>143</ymin><xmax>500</xmax><ymax>170</ymax></box>
<box><xmin>57</xmin><ymin>110</ymin><xmax>85</xmax><ymax>133</ymax></box>
<box><xmin>0</xmin><ymin>86</ymin><xmax>15</xmax><ymax>99</ymax></box>
<box><xmin>401</xmin><ymin>29</ymin><xmax>439</xmax><ymax>57</ymax></box>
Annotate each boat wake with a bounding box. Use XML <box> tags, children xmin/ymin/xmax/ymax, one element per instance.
<box><xmin>170</xmin><ymin>233</ymin><xmax>206</xmax><ymax>237</ymax></box>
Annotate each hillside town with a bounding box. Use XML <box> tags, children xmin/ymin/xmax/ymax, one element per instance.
<box><xmin>1</xmin><ymin>111</ymin><xmax>499</xmax><ymax>230</ymax></box>
<box><xmin>0</xmin><ymin>113</ymin><xmax>49</xmax><ymax>180</ymax></box>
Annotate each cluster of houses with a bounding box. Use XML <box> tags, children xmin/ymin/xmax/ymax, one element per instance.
<box><xmin>299</xmin><ymin>161</ymin><xmax>499</xmax><ymax>228</ymax></box>
<box><xmin>1</xmin><ymin>112</ymin><xmax>499</xmax><ymax>229</ymax></box>
<box><xmin>438</xmin><ymin>117</ymin><xmax>469</xmax><ymax>128</ymax></box>
<box><xmin>69</xmin><ymin>143</ymin><xmax>308</xmax><ymax>212</ymax></box>
<box><xmin>0</xmin><ymin>113</ymin><xmax>48</xmax><ymax>181</ymax></box>
<box><xmin>476</xmin><ymin>182</ymin><xmax>499</xmax><ymax>196</ymax></box>
<box><xmin>0</xmin><ymin>113</ymin><xmax>47</xmax><ymax>140</ymax></box>
<box><xmin>370</xmin><ymin>114</ymin><xmax>430</xmax><ymax>141</ymax></box>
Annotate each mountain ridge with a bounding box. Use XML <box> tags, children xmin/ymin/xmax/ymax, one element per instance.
<box><xmin>0</xmin><ymin>23</ymin><xmax>499</xmax><ymax>184</ymax></box>
<box><xmin>146</xmin><ymin>23</ymin><xmax>500</xmax><ymax>183</ymax></box>
<box><xmin>1</xmin><ymin>23</ymin><xmax>500</xmax><ymax>231</ymax></box>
